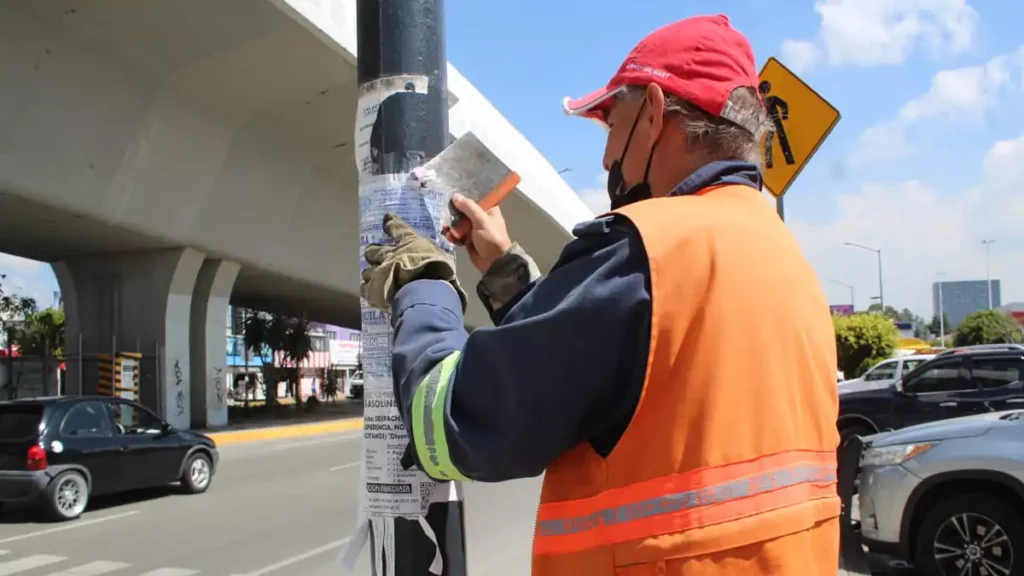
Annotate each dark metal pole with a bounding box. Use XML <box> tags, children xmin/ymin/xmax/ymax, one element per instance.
<box><xmin>775</xmin><ymin>194</ymin><xmax>785</xmax><ymax>221</ymax></box>
<box><xmin>355</xmin><ymin>1</ymin><xmax>467</xmax><ymax>575</ymax></box>
<box><xmin>876</xmin><ymin>249</ymin><xmax>884</xmax><ymax>310</ymax></box>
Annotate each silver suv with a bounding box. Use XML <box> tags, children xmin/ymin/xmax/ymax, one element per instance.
<box><xmin>856</xmin><ymin>410</ymin><xmax>1024</xmax><ymax>576</ymax></box>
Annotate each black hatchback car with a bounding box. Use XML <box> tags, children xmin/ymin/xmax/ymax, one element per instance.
<box><xmin>0</xmin><ymin>395</ymin><xmax>218</xmax><ymax>520</ymax></box>
<box><xmin>838</xmin><ymin>344</ymin><xmax>1024</xmax><ymax>444</ymax></box>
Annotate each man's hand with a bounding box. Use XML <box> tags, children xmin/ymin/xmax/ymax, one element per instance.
<box><xmin>361</xmin><ymin>213</ymin><xmax>467</xmax><ymax>312</ymax></box>
<box><xmin>444</xmin><ymin>193</ymin><xmax>514</xmax><ymax>275</ymax></box>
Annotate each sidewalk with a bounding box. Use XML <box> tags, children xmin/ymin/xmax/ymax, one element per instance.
<box><xmin>206</xmin><ymin>417</ymin><xmax>364</xmax><ymax>445</ymax></box>
<box><xmin>200</xmin><ymin>400</ymin><xmax>365</xmax><ymax>446</ymax></box>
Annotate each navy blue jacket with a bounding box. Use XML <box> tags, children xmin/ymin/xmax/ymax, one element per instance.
<box><xmin>391</xmin><ymin>161</ymin><xmax>763</xmax><ymax>482</ymax></box>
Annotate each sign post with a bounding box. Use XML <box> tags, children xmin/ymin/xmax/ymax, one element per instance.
<box><xmin>757</xmin><ymin>57</ymin><xmax>841</xmax><ymax>220</ymax></box>
<box><xmin>345</xmin><ymin>0</ymin><xmax>468</xmax><ymax>575</ymax></box>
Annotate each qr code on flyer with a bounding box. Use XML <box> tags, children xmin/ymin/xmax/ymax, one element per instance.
<box><xmin>419</xmin><ymin>482</ymin><xmax>437</xmax><ymax>513</ymax></box>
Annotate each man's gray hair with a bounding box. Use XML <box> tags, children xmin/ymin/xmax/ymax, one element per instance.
<box><xmin>617</xmin><ymin>85</ymin><xmax>770</xmax><ymax>165</ymax></box>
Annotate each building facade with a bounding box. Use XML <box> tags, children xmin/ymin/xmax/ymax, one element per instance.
<box><xmin>932</xmin><ymin>279</ymin><xmax>1001</xmax><ymax>328</ymax></box>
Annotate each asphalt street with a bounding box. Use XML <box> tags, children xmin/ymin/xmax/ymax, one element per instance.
<box><xmin>0</xmin><ymin>430</ymin><xmax>538</xmax><ymax>576</ymax></box>
<box><xmin>0</xmin><ymin>429</ymin><xmax>899</xmax><ymax>575</ymax></box>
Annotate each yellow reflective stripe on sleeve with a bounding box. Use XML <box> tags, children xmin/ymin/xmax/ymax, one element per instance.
<box><xmin>411</xmin><ymin>351</ymin><xmax>469</xmax><ymax>481</ymax></box>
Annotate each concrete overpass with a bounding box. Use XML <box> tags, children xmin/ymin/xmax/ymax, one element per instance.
<box><xmin>0</xmin><ymin>0</ymin><xmax>591</xmax><ymax>428</ymax></box>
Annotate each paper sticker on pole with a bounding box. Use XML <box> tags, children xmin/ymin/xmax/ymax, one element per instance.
<box><xmin>758</xmin><ymin>57</ymin><xmax>840</xmax><ymax>198</ymax></box>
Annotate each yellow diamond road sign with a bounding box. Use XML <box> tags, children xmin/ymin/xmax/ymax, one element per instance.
<box><xmin>758</xmin><ymin>57</ymin><xmax>840</xmax><ymax>198</ymax></box>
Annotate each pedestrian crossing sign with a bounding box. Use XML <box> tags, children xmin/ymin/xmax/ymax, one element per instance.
<box><xmin>757</xmin><ymin>57</ymin><xmax>841</xmax><ymax>198</ymax></box>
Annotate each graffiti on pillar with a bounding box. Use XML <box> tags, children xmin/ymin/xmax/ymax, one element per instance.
<box><xmin>173</xmin><ymin>359</ymin><xmax>186</xmax><ymax>417</ymax></box>
<box><xmin>213</xmin><ymin>366</ymin><xmax>225</xmax><ymax>408</ymax></box>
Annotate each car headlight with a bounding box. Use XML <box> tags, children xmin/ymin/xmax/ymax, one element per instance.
<box><xmin>860</xmin><ymin>442</ymin><xmax>936</xmax><ymax>467</ymax></box>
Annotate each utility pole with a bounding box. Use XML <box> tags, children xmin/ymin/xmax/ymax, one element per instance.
<box><xmin>844</xmin><ymin>242</ymin><xmax>884</xmax><ymax>310</ymax></box>
<box><xmin>351</xmin><ymin>0</ymin><xmax>467</xmax><ymax>575</ymax></box>
<box><xmin>936</xmin><ymin>272</ymin><xmax>946</xmax><ymax>347</ymax></box>
<box><xmin>983</xmin><ymin>239</ymin><xmax>995</xmax><ymax>309</ymax></box>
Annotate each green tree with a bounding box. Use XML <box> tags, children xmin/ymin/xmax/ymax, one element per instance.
<box><xmin>953</xmin><ymin>310</ymin><xmax>1024</xmax><ymax>347</ymax></box>
<box><xmin>13</xmin><ymin>308</ymin><xmax>65</xmax><ymax>359</ymax></box>
<box><xmin>927</xmin><ymin>312</ymin><xmax>951</xmax><ymax>338</ymax></box>
<box><xmin>283</xmin><ymin>315</ymin><xmax>312</xmax><ymax>409</ymax></box>
<box><xmin>0</xmin><ymin>273</ymin><xmax>38</xmax><ymax>328</ymax></box>
<box><xmin>834</xmin><ymin>313</ymin><xmax>901</xmax><ymax>378</ymax></box>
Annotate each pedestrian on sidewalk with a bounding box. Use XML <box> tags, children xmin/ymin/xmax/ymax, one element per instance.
<box><xmin>362</xmin><ymin>14</ymin><xmax>840</xmax><ymax>576</ymax></box>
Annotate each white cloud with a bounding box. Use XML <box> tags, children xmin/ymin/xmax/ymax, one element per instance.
<box><xmin>793</xmin><ymin>134</ymin><xmax>1024</xmax><ymax>319</ymax></box>
<box><xmin>899</xmin><ymin>53</ymin><xmax>1018</xmax><ymax>122</ymax></box>
<box><xmin>780</xmin><ymin>39</ymin><xmax>820</xmax><ymax>75</ymax></box>
<box><xmin>576</xmin><ymin>172</ymin><xmax>610</xmax><ymax>215</ymax></box>
<box><xmin>850</xmin><ymin>48</ymin><xmax>1024</xmax><ymax>167</ymax></box>
<box><xmin>782</xmin><ymin>0</ymin><xmax>979</xmax><ymax>72</ymax></box>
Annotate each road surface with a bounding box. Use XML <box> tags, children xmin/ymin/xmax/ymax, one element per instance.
<box><xmin>0</xmin><ymin>430</ymin><xmax>536</xmax><ymax>575</ymax></box>
<box><xmin>0</xmin><ymin>429</ymin><xmax>889</xmax><ymax>575</ymax></box>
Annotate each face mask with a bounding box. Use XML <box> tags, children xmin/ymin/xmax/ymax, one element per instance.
<box><xmin>607</xmin><ymin>100</ymin><xmax>658</xmax><ymax>210</ymax></box>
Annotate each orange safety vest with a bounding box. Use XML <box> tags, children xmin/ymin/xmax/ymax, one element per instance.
<box><xmin>531</xmin><ymin>184</ymin><xmax>841</xmax><ymax>575</ymax></box>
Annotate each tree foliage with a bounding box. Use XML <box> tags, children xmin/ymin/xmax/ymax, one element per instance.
<box><xmin>928</xmin><ymin>312</ymin><xmax>951</xmax><ymax>338</ymax></box>
<box><xmin>13</xmin><ymin>308</ymin><xmax>66</xmax><ymax>360</ymax></box>
<box><xmin>834</xmin><ymin>313</ymin><xmax>900</xmax><ymax>378</ymax></box>
<box><xmin>0</xmin><ymin>274</ymin><xmax>37</xmax><ymax>323</ymax></box>
<box><xmin>953</xmin><ymin>310</ymin><xmax>1024</xmax><ymax>347</ymax></box>
<box><xmin>866</xmin><ymin>304</ymin><xmax>929</xmax><ymax>338</ymax></box>
<box><xmin>240</xmin><ymin>308</ymin><xmax>312</xmax><ymax>409</ymax></box>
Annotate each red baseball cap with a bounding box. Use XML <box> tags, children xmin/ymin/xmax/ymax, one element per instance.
<box><xmin>563</xmin><ymin>15</ymin><xmax>761</xmax><ymax>134</ymax></box>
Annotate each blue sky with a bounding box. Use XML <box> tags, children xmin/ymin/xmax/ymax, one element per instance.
<box><xmin>3</xmin><ymin>0</ymin><xmax>1024</xmax><ymax>320</ymax></box>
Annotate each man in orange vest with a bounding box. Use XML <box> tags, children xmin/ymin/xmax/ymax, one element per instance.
<box><xmin>361</xmin><ymin>14</ymin><xmax>840</xmax><ymax>575</ymax></box>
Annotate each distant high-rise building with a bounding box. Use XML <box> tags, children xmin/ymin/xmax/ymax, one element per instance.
<box><xmin>932</xmin><ymin>279</ymin><xmax>1001</xmax><ymax>328</ymax></box>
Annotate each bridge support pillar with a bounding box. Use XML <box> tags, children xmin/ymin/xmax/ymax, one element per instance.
<box><xmin>53</xmin><ymin>248</ymin><xmax>204</xmax><ymax>429</ymax></box>
<box><xmin>189</xmin><ymin>259</ymin><xmax>239</xmax><ymax>429</ymax></box>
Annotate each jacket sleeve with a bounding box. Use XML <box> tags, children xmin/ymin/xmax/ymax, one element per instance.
<box><xmin>390</xmin><ymin>216</ymin><xmax>652</xmax><ymax>483</ymax></box>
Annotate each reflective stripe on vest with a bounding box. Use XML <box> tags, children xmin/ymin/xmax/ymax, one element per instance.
<box><xmin>533</xmin><ymin>449</ymin><xmax>837</xmax><ymax>555</ymax></box>
<box><xmin>411</xmin><ymin>351</ymin><xmax>469</xmax><ymax>482</ymax></box>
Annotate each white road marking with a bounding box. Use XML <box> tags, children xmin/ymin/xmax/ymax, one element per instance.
<box><xmin>328</xmin><ymin>462</ymin><xmax>359</xmax><ymax>471</ymax></box>
<box><xmin>0</xmin><ymin>511</ymin><xmax>141</xmax><ymax>544</ymax></box>
<box><xmin>231</xmin><ymin>537</ymin><xmax>351</xmax><ymax>576</ymax></box>
<box><xmin>0</xmin><ymin>554</ymin><xmax>65</xmax><ymax>575</ymax></box>
<box><xmin>43</xmin><ymin>560</ymin><xmax>131</xmax><ymax>575</ymax></box>
<box><xmin>135</xmin><ymin>569</ymin><xmax>198</xmax><ymax>576</ymax></box>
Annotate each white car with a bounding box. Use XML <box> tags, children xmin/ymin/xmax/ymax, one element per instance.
<box><xmin>838</xmin><ymin>354</ymin><xmax>935</xmax><ymax>395</ymax></box>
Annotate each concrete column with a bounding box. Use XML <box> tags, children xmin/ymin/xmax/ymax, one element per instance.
<box><xmin>52</xmin><ymin>248</ymin><xmax>205</xmax><ymax>429</ymax></box>
<box><xmin>189</xmin><ymin>259</ymin><xmax>239</xmax><ymax>429</ymax></box>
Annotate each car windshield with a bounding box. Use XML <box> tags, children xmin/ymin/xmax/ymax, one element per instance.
<box><xmin>1001</xmin><ymin>411</ymin><xmax>1024</xmax><ymax>421</ymax></box>
<box><xmin>0</xmin><ymin>405</ymin><xmax>43</xmax><ymax>440</ymax></box>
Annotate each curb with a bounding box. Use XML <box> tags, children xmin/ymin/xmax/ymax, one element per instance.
<box><xmin>208</xmin><ymin>417</ymin><xmax>364</xmax><ymax>446</ymax></box>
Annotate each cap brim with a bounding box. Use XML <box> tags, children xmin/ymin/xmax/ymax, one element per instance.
<box><xmin>562</xmin><ymin>85</ymin><xmax>627</xmax><ymax>121</ymax></box>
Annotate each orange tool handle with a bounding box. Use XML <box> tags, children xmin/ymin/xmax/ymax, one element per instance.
<box><xmin>449</xmin><ymin>171</ymin><xmax>521</xmax><ymax>241</ymax></box>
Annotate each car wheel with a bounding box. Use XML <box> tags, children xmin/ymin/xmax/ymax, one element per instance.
<box><xmin>915</xmin><ymin>494</ymin><xmax>1023</xmax><ymax>576</ymax></box>
<box><xmin>839</xmin><ymin>423</ymin><xmax>874</xmax><ymax>446</ymax></box>
<box><xmin>44</xmin><ymin>470</ymin><xmax>89</xmax><ymax>521</ymax></box>
<box><xmin>180</xmin><ymin>452</ymin><xmax>213</xmax><ymax>494</ymax></box>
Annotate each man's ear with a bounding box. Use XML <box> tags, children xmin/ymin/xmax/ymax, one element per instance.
<box><xmin>643</xmin><ymin>83</ymin><xmax>666</xmax><ymax>149</ymax></box>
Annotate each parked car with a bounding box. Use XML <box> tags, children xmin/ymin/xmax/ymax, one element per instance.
<box><xmin>856</xmin><ymin>409</ymin><xmax>1024</xmax><ymax>576</ymax></box>
<box><xmin>838</xmin><ymin>344</ymin><xmax>1024</xmax><ymax>444</ymax></box>
<box><xmin>0</xmin><ymin>396</ymin><xmax>218</xmax><ymax>520</ymax></box>
<box><xmin>838</xmin><ymin>354</ymin><xmax>934</xmax><ymax>395</ymax></box>
<box><xmin>348</xmin><ymin>369</ymin><xmax>364</xmax><ymax>400</ymax></box>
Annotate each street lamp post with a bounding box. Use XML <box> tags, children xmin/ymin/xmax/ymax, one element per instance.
<box><xmin>936</xmin><ymin>272</ymin><xmax>947</xmax><ymax>347</ymax></box>
<box><xmin>983</xmin><ymin>239</ymin><xmax>996</xmax><ymax>309</ymax></box>
<box><xmin>829</xmin><ymin>279</ymin><xmax>855</xmax><ymax>310</ymax></box>
<box><xmin>843</xmin><ymin>242</ymin><xmax>884</xmax><ymax>310</ymax></box>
